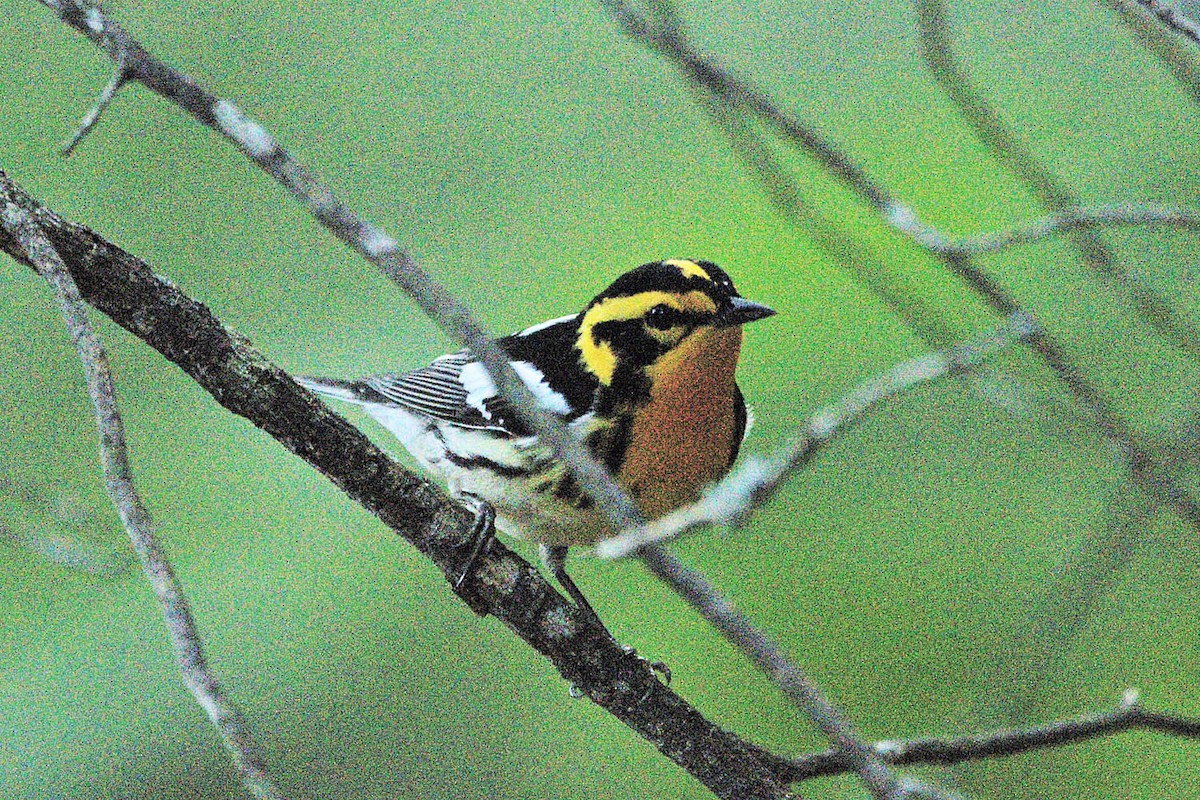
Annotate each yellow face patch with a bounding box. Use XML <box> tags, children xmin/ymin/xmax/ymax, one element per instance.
<box><xmin>576</xmin><ymin>289</ymin><xmax>719</xmax><ymax>384</ymax></box>
<box><xmin>576</xmin><ymin>326</ymin><xmax>617</xmax><ymax>385</ymax></box>
<box><xmin>576</xmin><ymin>291</ymin><xmax>675</xmax><ymax>384</ymax></box>
<box><xmin>663</xmin><ymin>259</ymin><xmax>711</xmax><ymax>282</ymax></box>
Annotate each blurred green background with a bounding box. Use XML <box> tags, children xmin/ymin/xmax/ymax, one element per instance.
<box><xmin>2</xmin><ymin>1</ymin><xmax>1199</xmax><ymax>798</ymax></box>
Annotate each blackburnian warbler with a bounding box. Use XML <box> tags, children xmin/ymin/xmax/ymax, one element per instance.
<box><xmin>300</xmin><ymin>259</ymin><xmax>773</xmax><ymax>624</ymax></box>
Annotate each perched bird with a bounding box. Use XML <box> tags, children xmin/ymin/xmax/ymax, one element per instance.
<box><xmin>299</xmin><ymin>259</ymin><xmax>774</xmax><ymax>626</ymax></box>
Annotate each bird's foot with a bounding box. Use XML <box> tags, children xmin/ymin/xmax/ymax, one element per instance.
<box><xmin>454</xmin><ymin>493</ymin><xmax>497</xmax><ymax>590</ymax></box>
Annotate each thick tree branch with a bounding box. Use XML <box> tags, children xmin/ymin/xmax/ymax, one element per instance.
<box><xmin>26</xmin><ymin>4</ymin><xmax>880</xmax><ymax>793</ymax></box>
<box><xmin>0</xmin><ymin>170</ymin><xmax>797</xmax><ymax>800</ymax></box>
<box><xmin>1</xmin><ymin>185</ymin><xmax>287</xmax><ymax>800</ymax></box>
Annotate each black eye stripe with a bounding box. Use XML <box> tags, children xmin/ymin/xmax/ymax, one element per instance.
<box><xmin>646</xmin><ymin>304</ymin><xmax>678</xmax><ymax>329</ymax></box>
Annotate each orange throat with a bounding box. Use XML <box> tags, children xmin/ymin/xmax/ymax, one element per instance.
<box><xmin>617</xmin><ymin>325</ymin><xmax>744</xmax><ymax>519</ymax></box>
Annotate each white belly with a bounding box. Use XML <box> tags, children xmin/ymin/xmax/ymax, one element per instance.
<box><xmin>364</xmin><ymin>405</ymin><xmax>610</xmax><ymax>546</ymax></box>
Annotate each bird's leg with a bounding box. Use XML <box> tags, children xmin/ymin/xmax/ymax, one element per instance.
<box><xmin>541</xmin><ymin>544</ymin><xmax>672</xmax><ymax>686</ymax></box>
<box><xmin>454</xmin><ymin>493</ymin><xmax>497</xmax><ymax>589</ymax></box>
<box><xmin>539</xmin><ymin>544</ymin><xmax>615</xmax><ymax>639</ymax></box>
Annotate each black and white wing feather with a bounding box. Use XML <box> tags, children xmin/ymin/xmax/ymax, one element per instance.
<box><xmin>366</xmin><ymin>352</ymin><xmax>502</xmax><ymax>431</ymax></box>
<box><xmin>298</xmin><ymin>314</ymin><xmax>597</xmax><ymax>437</ymax></box>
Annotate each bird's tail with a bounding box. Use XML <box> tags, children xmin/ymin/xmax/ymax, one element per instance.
<box><xmin>295</xmin><ymin>375</ymin><xmax>373</xmax><ymax>405</ymax></box>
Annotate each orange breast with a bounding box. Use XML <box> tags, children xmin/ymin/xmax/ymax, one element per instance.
<box><xmin>617</xmin><ymin>326</ymin><xmax>744</xmax><ymax>518</ymax></box>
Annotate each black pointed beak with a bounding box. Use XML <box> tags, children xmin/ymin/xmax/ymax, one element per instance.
<box><xmin>719</xmin><ymin>296</ymin><xmax>776</xmax><ymax>326</ymax></box>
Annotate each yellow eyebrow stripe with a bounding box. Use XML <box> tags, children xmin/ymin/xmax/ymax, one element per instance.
<box><xmin>582</xmin><ymin>290</ymin><xmax>677</xmax><ymax>325</ymax></box>
<box><xmin>664</xmin><ymin>259</ymin><xmax>711</xmax><ymax>282</ymax></box>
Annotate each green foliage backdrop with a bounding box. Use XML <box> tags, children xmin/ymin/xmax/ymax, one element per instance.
<box><xmin>2</xmin><ymin>1</ymin><xmax>1199</xmax><ymax>798</ymax></box>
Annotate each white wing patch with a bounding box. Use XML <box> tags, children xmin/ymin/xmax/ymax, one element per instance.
<box><xmin>516</xmin><ymin>314</ymin><xmax>576</xmax><ymax>337</ymax></box>
<box><xmin>514</xmin><ymin>362</ymin><xmax>572</xmax><ymax>414</ymax></box>
<box><xmin>458</xmin><ymin>361</ymin><xmax>494</xmax><ymax>417</ymax></box>
<box><xmin>460</xmin><ymin>360</ymin><xmax>572</xmax><ymax>417</ymax></box>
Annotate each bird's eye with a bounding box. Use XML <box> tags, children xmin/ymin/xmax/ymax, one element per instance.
<box><xmin>645</xmin><ymin>304</ymin><xmax>679</xmax><ymax>330</ymax></box>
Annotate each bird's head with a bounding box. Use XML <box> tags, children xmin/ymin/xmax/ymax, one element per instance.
<box><xmin>575</xmin><ymin>259</ymin><xmax>774</xmax><ymax>391</ymax></box>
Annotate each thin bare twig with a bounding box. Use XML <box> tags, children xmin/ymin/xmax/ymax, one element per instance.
<box><xmin>1102</xmin><ymin>0</ymin><xmax>1200</xmax><ymax>105</ymax></box>
<box><xmin>0</xmin><ymin>189</ymin><xmax>286</xmax><ymax>800</ymax></box>
<box><xmin>914</xmin><ymin>0</ymin><xmax>1200</xmax><ymax>359</ymax></box>
<box><xmin>941</xmin><ymin>204</ymin><xmax>1200</xmax><ymax>254</ymax></box>
<box><xmin>600</xmin><ymin>0</ymin><xmax>1200</xmax><ymax>535</ymax></box>
<box><xmin>785</xmin><ymin>690</ymin><xmax>1200</xmax><ymax>781</ymax></box>
<box><xmin>600</xmin><ymin>311</ymin><xmax>1037</xmax><ymax>558</ymax></box>
<box><xmin>62</xmin><ymin>54</ymin><xmax>126</xmax><ymax>155</ymax></box>
<box><xmin>1133</xmin><ymin>0</ymin><xmax>1200</xmax><ymax>44</ymax></box>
